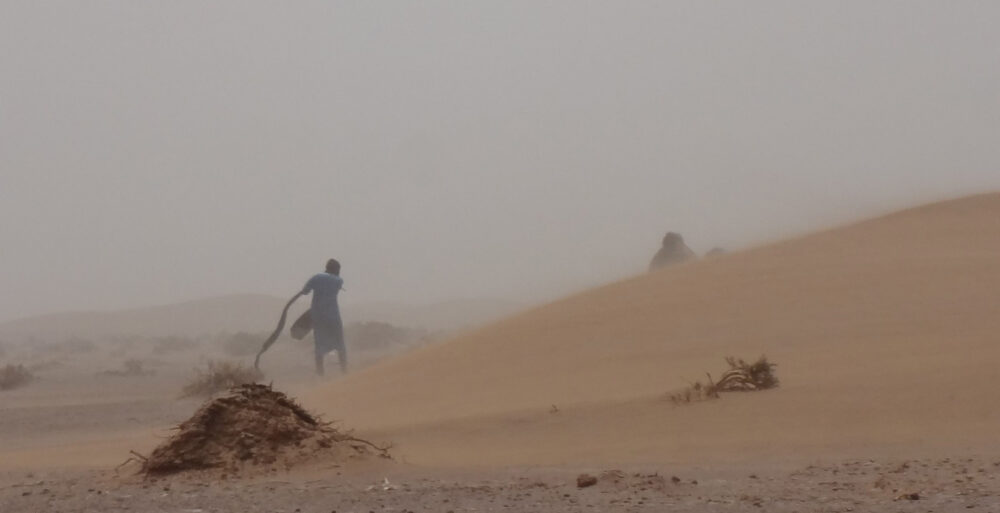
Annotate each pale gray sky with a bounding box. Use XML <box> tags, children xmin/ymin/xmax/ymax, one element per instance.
<box><xmin>1</xmin><ymin>1</ymin><xmax>998</xmax><ymax>321</ymax></box>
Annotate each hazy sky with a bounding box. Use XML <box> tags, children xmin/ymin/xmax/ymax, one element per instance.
<box><xmin>2</xmin><ymin>1</ymin><xmax>998</xmax><ymax>321</ymax></box>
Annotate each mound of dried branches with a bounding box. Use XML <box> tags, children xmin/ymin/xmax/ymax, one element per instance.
<box><xmin>181</xmin><ymin>360</ymin><xmax>263</xmax><ymax>398</ymax></box>
<box><xmin>140</xmin><ymin>383</ymin><xmax>390</xmax><ymax>476</ymax></box>
<box><xmin>0</xmin><ymin>364</ymin><xmax>34</xmax><ymax>391</ymax></box>
<box><xmin>668</xmin><ymin>356</ymin><xmax>778</xmax><ymax>405</ymax></box>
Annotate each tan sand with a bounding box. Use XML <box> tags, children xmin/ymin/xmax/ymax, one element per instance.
<box><xmin>302</xmin><ymin>193</ymin><xmax>1000</xmax><ymax>467</ymax></box>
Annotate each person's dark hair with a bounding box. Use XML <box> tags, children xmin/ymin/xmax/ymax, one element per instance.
<box><xmin>325</xmin><ymin>258</ymin><xmax>341</xmax><ymax>275</ymax></box>
<box><xmin>662</xmin><ymin>232</ymin><xmax>684</xmax><ymax>247</ymax></box>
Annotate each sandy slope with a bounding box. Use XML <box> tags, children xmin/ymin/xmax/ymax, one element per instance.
<box><xmin>343</xmin><ymin>298</ymin><xmax>525</xmax><ymax>332</ymax></box>
<box><xmin>302</xmin><ymin>193</ymin><xmax>1000</xmax><ymax>466</ymax></box>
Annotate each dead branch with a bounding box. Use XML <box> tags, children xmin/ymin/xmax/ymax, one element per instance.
<box><xmin>667</xmin><ymin>355</ymin><xmax>778</xmax><ymax>405</ymax></box>
<box><xmin>342</xmin><ymin>436</ymin><xmax>393</xmax><ymax>457</ymax></box>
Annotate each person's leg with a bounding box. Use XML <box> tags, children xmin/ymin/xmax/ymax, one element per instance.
<box><xmin>337</xmin><ymin>344</ymin><xmax>348</xmax><ymax>374</ymax></box>
<box><xmin>314</xmin><ymin>324</ymin><xmax>334</xmax><ymax>377</ymax></box>
<box><xmin>314</xmin><ymin>349</ymin><xmax>325</xmax><ymax>376</ymax></box>
<box><xmin>334</xmin><ymin>322</ymin><xmax>347</xmax><ymax>374</ymax></box>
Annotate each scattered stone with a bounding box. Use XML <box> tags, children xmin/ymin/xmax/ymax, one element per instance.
<box><xmin>576</xmin><ymin>474</ymin><xmax>598</xmax><ymax>488</ymax></box>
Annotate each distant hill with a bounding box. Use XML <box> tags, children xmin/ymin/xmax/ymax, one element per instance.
<box><xmin>0</xmin><ymin>294</ymin><xmax>289</xmax><ymax>340</ymax></box>
<box><xmin>0</xmin><ymin>294</ymin><xmax>525</xmax><ymax>340</ymax></box>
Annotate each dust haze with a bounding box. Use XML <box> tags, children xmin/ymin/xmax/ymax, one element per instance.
<box><xmin>2</xmin><ymin>1</ymin><xmax>998</xmax><ymax>322</ymax></box>
<box><xmin>4</xmin><ymin>3</ymin><xmax>1000</xmax><ymax>511</ymax></box>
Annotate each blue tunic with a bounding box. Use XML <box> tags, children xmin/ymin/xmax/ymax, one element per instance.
<box><xmin>301</xmin><ymin>273</ymin><xmax>344</xmax><ymax>356</ymax></box>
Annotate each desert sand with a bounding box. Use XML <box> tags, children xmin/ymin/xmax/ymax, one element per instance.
<box><xmin>3</xmin><ymin>193</ymin><xmax>1000</xmax><ymax>511</ymax></box>
<box><xmin>300</xmin><ymin>192</ymin><xmax>1000</xmax><ymax>467</ymax></box>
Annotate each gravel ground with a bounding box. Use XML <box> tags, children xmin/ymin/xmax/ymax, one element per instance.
<box><xmin>2</xmin><ymin>456</ymin><xmax>998</xmax><ymax>512</ymax></box>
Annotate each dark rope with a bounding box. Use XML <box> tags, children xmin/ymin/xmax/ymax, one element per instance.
<box><xmin>254</xmin><ymin>292</ymin><xmax>303</xmax><ymax>371</ymax></box>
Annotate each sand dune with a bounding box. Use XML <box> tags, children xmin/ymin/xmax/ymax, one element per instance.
<box><xmin>303</xmin><ymin>193</ymin><xmax>1000</xmax><ymax>466</ymax></box>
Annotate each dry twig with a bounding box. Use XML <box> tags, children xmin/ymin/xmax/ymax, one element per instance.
<box><xmin>668</xmin><ymin>355</ymin><xmax>778</xmax><ymax>405</ymax></box>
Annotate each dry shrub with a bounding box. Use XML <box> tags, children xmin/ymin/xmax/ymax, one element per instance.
<box><xmin>142</xmin><ymin>383</ymin><xmax>389</xmax><ymax>476</ymax></box>
<box><xmin>181</xmin><ymin>360</ymin><xmax>263</xmax><ymax>398</ymax></box>
<box><xmin>668</xmin><ymin>356</ymin><xmax>778</xmax><ymax>405</ymax></box>
<box><xmin>0</xmin><ymin>364</ymin><xmax>34</xmax><ymax>391</ymax></box>
<box><xmin>668</xmin><ymin>380</ymin><xmax>717</xmax><ymax>404</ymax></box>
<box><xmin>713</xmin><ymin>356</ymin><xmax>778</xmax><ymax>392</ymax></box>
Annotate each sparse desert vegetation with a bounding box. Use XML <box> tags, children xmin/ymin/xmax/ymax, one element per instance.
<box><xmin>0</xmin><ymin>364</ymin><xmax>34</xmax><ymax>391</ymax></box>
<box><xmin>181</xmin><ymin>360</ymin><xmax>263</xmax><ymax>398</ymax></box>
<box><xmin>668</xmin><ymin>356</ymin><xmax>778</xmax><ymax>404</ymax></box>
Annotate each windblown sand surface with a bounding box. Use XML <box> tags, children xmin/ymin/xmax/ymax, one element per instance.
<box><xmin>303</xmin><ymin>193</ymin><xmax>1000</xmax><ymax>466</ymax></box>
<box><xmin>3</xmin><ymin>194</ymin><xmax>999</xmax><ymax>511</ymax></box>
